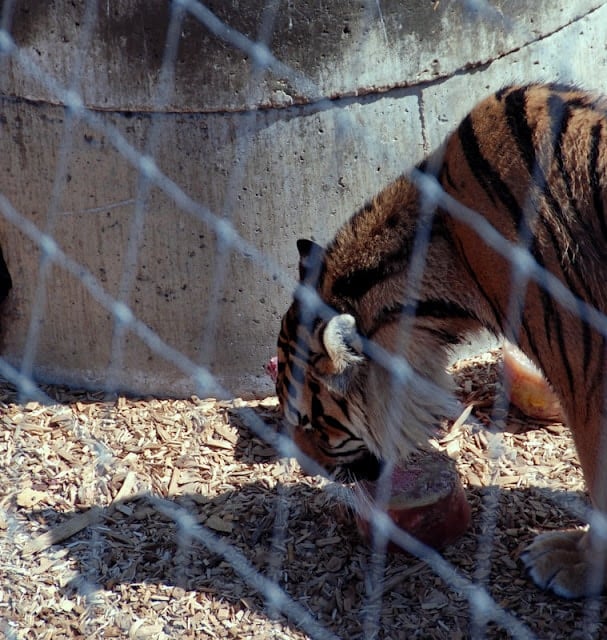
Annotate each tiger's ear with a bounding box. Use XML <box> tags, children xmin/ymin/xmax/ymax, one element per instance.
<box><xmin>322</xmin><ymin>314</ymin><xmax>364</xmax><ymax>374</ymax></box>
<box><xmin>297</xmin><ymin>238</ymin><xmax>325</xmax><ymax>283</ymax></box>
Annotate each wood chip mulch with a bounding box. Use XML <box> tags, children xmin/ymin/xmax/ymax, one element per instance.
<box><xmin>1</xmin><ymin>349</ymin><xmax>605</xmax><ymax>639</ymax></box>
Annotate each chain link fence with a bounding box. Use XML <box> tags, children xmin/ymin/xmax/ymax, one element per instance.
<box><xmin>1</xmin><ymin>1</ymin><xmax>607</xmax><ymax>638</ymax></box>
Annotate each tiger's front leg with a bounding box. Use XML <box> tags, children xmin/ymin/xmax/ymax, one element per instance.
<box><xmin>521</xmin><ymin>414</ymin><xmax>607</xmax><ymax>598</ymax></box>
<box><xmin>521</xmin><ymin>526</ymin><xmax>607</xmax><ymax>598</ymax></box>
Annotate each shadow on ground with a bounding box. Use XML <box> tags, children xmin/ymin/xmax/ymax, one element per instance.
<box><xmin>20</xmin><ymin>480</ymin><xmax>600</xmax><ymax>639</ymax></box>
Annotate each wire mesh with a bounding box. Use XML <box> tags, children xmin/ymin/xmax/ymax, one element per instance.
<box><xmin>1</xmin><ymin>1</ymin><xmax>607</xmax><ymax>638</ymax></box>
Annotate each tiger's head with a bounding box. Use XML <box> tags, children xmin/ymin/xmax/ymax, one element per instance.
<box><xmin>275</xmin><ymin>238</ymin><xmax>385</xmax><ymax>482</ymax></box>
<box><xmin>275</xmin><ymin>234</ymin><xmax>463</xmax><ymax>483</ymax></box>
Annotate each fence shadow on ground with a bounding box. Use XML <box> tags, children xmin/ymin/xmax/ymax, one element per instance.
<box><xmin>20</xmin><ymin>480</ymin><xmax>601</xmax><ymax>639</ymax></box>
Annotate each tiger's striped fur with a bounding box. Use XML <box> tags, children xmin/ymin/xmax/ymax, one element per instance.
<box><xmin>276</xmin><ymin>83</ymin><xmax>607</xmax><ymax>598</ymax></box>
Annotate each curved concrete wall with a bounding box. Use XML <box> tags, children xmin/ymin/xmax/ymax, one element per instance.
<box><xmin>0</xmin><ymin>0</ymin><xmax>606</xmax><ymax>397</ymax></box>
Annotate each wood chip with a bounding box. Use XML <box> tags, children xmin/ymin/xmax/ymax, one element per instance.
<box><xmin>441</xmin><ymin>403</ymin><xmax>473</xmax><ymax>443</ymax></box>
<box><xmin>205</xmin><ymin>514</ymin><xmax>233</xmax><ymax>534</ymax></box>
<box><xmin>113</xmin><ymin>471</ymin><xmax>141</xmax><ymax>503</ymax></box>
<box><xmin>22</xmin><ymin>507</ymin><xmax>104</xmax><ymax>556</ymax></box>
<box><xmin>214</xmin><ymin>423</ymin><xmax>239</xmax><ymax>445</ymax></box>
<box><xmin>167</xmin><ymin>467</ymin><xmax>181</xmax><ymax>496</ymax></box>
<box><xmin>16</xmin><ymin>488</ymin><xmax>49</xmax><ymax>508</ymax></box>
<box><xmin>421</xmin><ymin>589</ymin><xmax>451</xmax><ymax>610</ymax></box>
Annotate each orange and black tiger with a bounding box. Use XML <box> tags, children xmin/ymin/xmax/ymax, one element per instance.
<box><xmin>275</xmin><ymin>83</ymin><xmax>607</xmax><ymax>598</ymax></box>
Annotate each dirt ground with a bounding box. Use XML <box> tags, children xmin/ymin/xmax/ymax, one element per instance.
<box><xmin>1</xmin><ymin>349</ymin><xmax>605</xmax><ymax>639</ymax></box>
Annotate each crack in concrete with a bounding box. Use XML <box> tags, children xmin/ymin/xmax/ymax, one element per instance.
<box><xmin>55</xmin><ymin>198</ymin><xmax>137</xmax><ymax>216</ymax></box>
<box><xmin>417</xmin><ymin>91</ymin><xmax>430</xmax><ymax>156</ymax></box>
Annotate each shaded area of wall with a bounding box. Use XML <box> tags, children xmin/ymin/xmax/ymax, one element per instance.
<box><xmin>0</xmin><ymin>0</ymin><xmax>606</xmax><ymax>397</ymax></box>
<box><xmin>1</xmin><ymin>1</ymin><xmax>604</xmax><ymax>111</ymax></box>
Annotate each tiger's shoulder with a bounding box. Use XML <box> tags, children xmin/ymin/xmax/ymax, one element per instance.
<box><xmin>322</xmin><ymin>82</ymin><xmax>607</xmax><ymax>308</ymax></box>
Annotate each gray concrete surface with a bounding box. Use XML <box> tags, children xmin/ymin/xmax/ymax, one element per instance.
<box><xmin>0</xmin><ymin>1</ymin><xmax>606</xmax><ymax>397</ymax></box>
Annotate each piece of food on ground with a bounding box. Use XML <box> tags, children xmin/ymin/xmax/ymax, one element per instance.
<box><xmin>355</xmin><ymin>450</ymin><xmax>471</xmax><ymax>552</ymax></box>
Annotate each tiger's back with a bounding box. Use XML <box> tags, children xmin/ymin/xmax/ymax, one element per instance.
<box><xmin>276</xmin><ymin>83</ymin><xmax>607</xmax><ymax>598</ymax></box>
<box><xmin>439</xmin><ymin>85</ymin><xmax>607</xmax><ymax>486</ymax></box>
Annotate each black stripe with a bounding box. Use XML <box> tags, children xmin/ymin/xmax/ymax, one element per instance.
<box><xmin>494</xmin><ymin>86</ymin><xmax>511</xmax><ymax>102</ymax></box>
<box><xmin>504</xmin><ymin>86</ymin><xmax>536</xmax><ymax>175</ymax></box>
<box><xmin>367</xmin><ymin>298</ymin><xmax>474</xmax><ymax>338</ymax></box>
<box><xmin>504</xmin><ymin>88</ymin><xmax>582</xmax><ymax>246</ymax></box>
<box><xmin>319</xmin><ymin>414</ymin><xmax>356</xmax><ymax>437</ymax></box>
<box><xmin>426</xmin><ymin>327</ymin><xmax>461</xmax><ymax>345</ymax></box>
<box><xmin>0</xmin><ymin>248</ymin><xmax>11</xmax><ymax>303</ymax></box>
<box><xmin>542</xmin><ymin>95</ymin><xmax>596</xmax><ymax>297</ymax></box>
<box><xmin>544</xmin><ymin>95</ymin><xmax>580</xmax><ymax>239</ymax></box>
<box><xmin>581</xmin><ymin>310</ymin><xmax>593</xmax><ymax>379</ymax></box>
<box><xmin>298</xmin><ymin>240</ymin><xmax>326</xmax><ymax>287</ymax></box>
<box><xmin>575</xmin><ymin>301</ymin><xmax>603</xmax><ymax>395</ymax></box>
<box><xmin>533</xmin><ymin>251</ymin><xmax>577</xmax><ymax>397</ymax></box>
<box><xmin>503</xmin><ymin>90</ymin><xmax>582</xmax><ymax>295</ymax></box>
<box><xmin>546</xmin><ymin>93</ymin><xmax>568</xmax><ymax>147</ymax></box>
<box><xmin>284</xmin><ymin>396</ymin><xmax>301</xmax><ymax>423</ymax></box>
<box><xmin>368</xmin><ymin>303</ymin><xmax>410</xmax><ymax>337</ymax></box>
<box><xmin>528</xmin><ymin>239</ymin><xmax>554</xmax><ymax>348</ymax></box>
<box><xmin>320</xmin><ymin>445</ymin><xmax>364</xmax><ymax>460</ymax></box>
<box><xmin>333</xmin><ymin>394</ymin><xmax>352</xmax><ymax>422</ymax></box>
<box><xmin>546</xmin><ymin>82</ymin><xmax>578</xmax><ymax>94</ymax></box>
<box><xmin>458</xmin><ymin>114</ymin><xmax>524</xmax><ymax>228</ymax></box>
<box><xmin>457</xmin><ymin>116</ymin><xmax>500</xmax><ymax>209</ymax></box>
<box><xmin>309</xmin><ymin>353</ymin><xmax>325</xmax><ymax>369</ymax></box>
<box><xmin>374</xmin><ymin>298</ymin><xmax>474</xmax><ymax>322</ymax></box>
<box><xmin>519</xmin><ymin>317</ymin><xmax>545</xmax><ymax>377</ymax></box>
<box><xmin>291</xmin><ymin>338</ymin><xmax>313</xmax><ymax>362</ymax></box>
<box><xmin>529</xmin><ymin>240</ymin><xmax>576</xmax><ymax>396</ymax></box>
<box><xmin>500</xmin><ymin>90</ymin><xmax>594</xmax><ymax>322</ymax></box>
<box><xmin>277</xmin><ymin>326</ymin><xmax>291</xmax><ymax>350</ymax></box>
<box><xmin>552</xmin><ymin>103</ymin><xmax>584</xmax><ymax>225</ymax></box>
<box><xmin>450</xmin><ymin>232</ymin><xmax>503</xmax><ymax>331</ymax></box>
<box><xmin>534</xmin><ymin>202</ymin><xmax>600</xmax><ymax>317</ymax></box>
<box><xmin>587</xmin><ymin>337</ymin><xmax>605</xmax><ymax>407</ymax></box>
<box><xmin>534</xmin><ymin>217</ymin><xmax>587</xmax><ymax>301</ymax></box>
<box><xmin>310</xmin><ymin>392</ymin><xmax>324</xmax><ymax>425</ymax></box>
<box><xmin>331</xmin><ymin>257</ymin><xmax>407</xmax><ymax>300</ymax></box>
<box><xmin>589</xmin><ymin>122</ymin><xmax>607</xmax><ymax>238</ymax></box>
<box><xmin>539</xmin><ymin>289</ymin><xmax>554</xmax><ymax>348</ymax></box>
<box><xmin>321</xmin><ymin>434</ymin><xmax>362</xmax><ymax>454</ymax></box>
<box><xmin>328</xmin><ymin>197</ymin><xmax>420</xmax><ymax>301</ymax></box>
<box><xmin>284</xmin><ymin>373</ymin><xmax>300</xmax><ymax>398</ymax></box>
<box><xmin>553</xmin><ymin>313</ymin><xmax>576</xmax><ymax>396</ymax></box>
<box><xmin>453</xmin><ymin>105</ymin><xmax>579</xmax><ymax>357</ymax></box>
<box><xmin>308</xmin><ymin>379</ymin><xmax>321</xmax><ymax>395</ymax></box>
<box><xmin>440</xmin><ymin>161</ymin><xmax>457</xmax><ymax>191</ymax></box>
<box><xmin>416</xmin><ymin>299</ymin><xmax>474</xmax><ymax>320</ymax></box>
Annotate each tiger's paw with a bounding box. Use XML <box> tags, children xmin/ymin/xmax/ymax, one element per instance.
<box><xmin>520</xmin><ymin>529</ymin><xmax>606</xmax><ymax>598</ymax></box>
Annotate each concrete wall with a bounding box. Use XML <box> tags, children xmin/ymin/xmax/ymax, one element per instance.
<box><xmin>0</xmin><ymin>0</ymin><xmax>606</xmax><ymax>397</ymax></box>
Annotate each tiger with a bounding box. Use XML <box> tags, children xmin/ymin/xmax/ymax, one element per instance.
<box><xmin>275</xmin><ymin>83</ymin><xmax>607</xmax><ymax>599</ymax></box>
